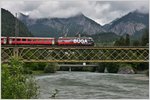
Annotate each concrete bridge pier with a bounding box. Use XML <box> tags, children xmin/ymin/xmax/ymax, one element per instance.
<box><xmin>69</xmin><ymin>67</ymin><xmax>72</xmax><ymax>72</ymax></box>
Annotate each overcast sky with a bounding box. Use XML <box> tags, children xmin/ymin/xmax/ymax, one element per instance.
<box><xmin>1</xmin><ymin>0</ymin><xmax>149</xmax><ymax>25</ymax></box>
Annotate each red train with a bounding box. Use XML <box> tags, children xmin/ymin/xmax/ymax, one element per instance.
<box><xmin>1</xmin><ymin>37</ymin><xmax>94</xmax><ymax>46</ymax></box>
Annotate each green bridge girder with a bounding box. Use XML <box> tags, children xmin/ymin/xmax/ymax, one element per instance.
<box><xmin>1</xmin><ymin>46</ymin><xmax>149</xmax><ymax>63</ymax></box>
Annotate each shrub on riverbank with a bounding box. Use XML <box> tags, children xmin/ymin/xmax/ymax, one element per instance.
<box><xmin>24</xmin><ymin>62</ymin><xmax>39</xmax><ymax>70</ymax></box>
<box><xmin>2</xmin><ymin>56</ymin><xmax>39</xmax><ymax>99</ymax></box>
<box><xmin>106</xmin><ymin>63</ymin><xmax>119</xmax><ymax>73</ymax></box>
<box><xmin>82</xmin><ymin>66</ymin><xmax>94</xmax><ymax>72</ymax></box>
<box><xmin>97</xmin><ymin>63</ymin><xmax>119</xmax><ymax>73</ymax></box>
<box><xmin>24</xmin><ymin>62</ymin><xmax>47</xmax><ymax>72</ymax></box>
<box><xmin>97</xmin><ymin>63</ymin><xmax>106</xmax><ymax>72</ymax></box>
<box><xmin>44</xmin><ymin>63</ymin><xmax>59</xmax><ymax>73</ymax></box>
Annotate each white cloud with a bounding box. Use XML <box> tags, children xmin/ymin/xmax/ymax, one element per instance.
<box><xmin>1</xmin><ymin>0</ymin><xmax>149</xmax><ymax>25</ymax></box>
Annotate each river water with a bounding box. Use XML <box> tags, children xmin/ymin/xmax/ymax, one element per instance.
<box><xmin>35</xmin><ymin>71</ymin><xmax>149</xmax><ymax>99</ymax></box>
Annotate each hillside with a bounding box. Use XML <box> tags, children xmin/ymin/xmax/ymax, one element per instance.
<box><xmin>1</xmin><ymin>8</ymin><xmax>32</xmax><ymax>37</ymax></box>
<box><xmin>103</xmin><ymin>10</ymin><xmax>149</xmax><ymax>36</ymax></box>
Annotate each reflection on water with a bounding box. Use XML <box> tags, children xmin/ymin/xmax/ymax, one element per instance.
<box><xmin>35</xmin><ymin>71</ymin><xmax>149</xmax><ymax>99</ymax></box>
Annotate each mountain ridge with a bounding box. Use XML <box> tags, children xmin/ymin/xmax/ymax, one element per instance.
<box><xmin>19</xmin><ymin>13</ymin><xmax>106</xmax><ymax>37</ymax></box>
<box><xmin>2</xmin><ymin>8</ymin><xmax>149</xmax><ymax>39</ymax></box>
<box><xmin>103</xmin><ymin>10</ymin><xmax>149</xmax><ymax>35</ymax></box>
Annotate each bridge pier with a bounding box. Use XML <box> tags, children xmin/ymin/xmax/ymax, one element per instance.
<box><xmin>69</xmin><ymin>67</ymin><xmax>72</xmax><ymax>72</ymax></box>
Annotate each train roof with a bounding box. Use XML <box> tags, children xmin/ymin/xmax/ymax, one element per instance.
<box><xmin>1</xmin><ymin>37</ymin><xmax>7</xmax><ymax>38</ymax></box>
<box><xmin>8</xmin><ymin>37</ymin><xmax>55</xmax><ymax>39</ymax></box>
<box><xmin>58</xmin><ymin>37</ymin><xmax>93</xmax><ymax>39</ymax></box>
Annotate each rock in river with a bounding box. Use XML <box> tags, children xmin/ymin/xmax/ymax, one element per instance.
<box><xmin>118</xmin><ymin>65</ymin><xmax>135</xmax><ymax>74</ymax></box>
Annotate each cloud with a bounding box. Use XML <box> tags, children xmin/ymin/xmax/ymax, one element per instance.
<box><xmin>1</xmin><ymin>0</ymin><xmax>149</xmax><ymax>25</ymax></box>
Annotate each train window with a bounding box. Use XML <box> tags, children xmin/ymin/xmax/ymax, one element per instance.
<box><xmin>22</xmin><ymin>39</ymin><xmax>26</xmax><ymax>41</ymax></box>
<box><xmin>17</xmin><ymin>39</ymin><xmax>20</xmax><ymax>41</ymax></box>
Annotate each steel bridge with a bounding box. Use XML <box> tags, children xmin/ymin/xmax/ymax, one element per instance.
<box><xmin>1</xmin><ymin>46</ymin><xmax>149</xmax><ymax>63</ymax></box>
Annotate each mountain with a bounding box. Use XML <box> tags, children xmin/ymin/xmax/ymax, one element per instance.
<box><xmin>1</xmin><ymin>8</ymin><xmax>32</xmax><ymax>37</ymax></box>
<box><xmin>103</xmin><ymin>10</ymin><xmax>149</xmax><ymax>36</ymax></box>
<box><xmin>19</xmin><ymin>13</ymin><xmax>106</xmax><ymax>37</ymax></box>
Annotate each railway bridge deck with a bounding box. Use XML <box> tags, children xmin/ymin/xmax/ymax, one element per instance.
<box><xmin>1</xmin><ymin>46</ymin><xmax>149</xmax><ymax>63</ymax></box>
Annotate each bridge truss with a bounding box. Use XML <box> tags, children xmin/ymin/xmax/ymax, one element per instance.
<box><xmin>1</xmin><ymin>46</ymin><xmax>149</xmax><ymax>63</ymax></box>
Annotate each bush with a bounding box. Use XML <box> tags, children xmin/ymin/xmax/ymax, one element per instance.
<box><xmin>97</xmin><ymin>63</ymin><xmax>106</xmax><ymax>72</ymax></box>
<box><xmin>106</xmin><ymin>63</ymin><xmax>119</xmax><ymax>73</ymax></box>
<box><xmin>2</xmin><ymin>56</ymin><xmax>39</xmax><ymax>99</ymax></box>
<box><xmin>82</xmin><ymin>66</ymin><xmax>94</xmax><ymax>72</ymax></box>
<box><xmin>24</xmin><ymin>62</ymin><xmax>47</xmax><ymax>71</ymax></box>
<box><xmin>23</xmin><ymin>67</ymin><xmax>33</xmax><ymax>74</ymax></box>
<box><xmin>37</xmin><ymin>62</ymin><xmax>47</xmax><ymax>70</ymax></box>
<box><xmin>24</xmin><ymin>62</ymin><xmax>39</xmax><ymax>71</ymax></box>
<box><xmin>44</xmin><ymin>63</ymin><xmax>59</xmax><ymax>73</ymax></box>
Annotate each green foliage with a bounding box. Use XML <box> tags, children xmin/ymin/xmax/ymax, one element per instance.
<box><xmin>106</xmin><ymin>63</ymin><xmax>119</xmax><ymax>73</ymax></box>
<box><xmin>50</xmin><ymin>89</ymin><xmax>59</xmax><ymax>98</ymax></box>
<box><xmin>24</xmin><ymin>62</ymin><xmax>47</xmax><ymax>71</ymax></box>
<box><xmin>141</xmin><ymin>29</ymin><xmax>149</xmax><ymax>46</ymax></box>
<box><xmin>132</xmin><ymin>40</ymin><xmax>140</xmax><ymax>46</ymax></box>
<box><xmin>24</xmin><ymin>62</ymin><xmax>46</xmax><ymax>71</ymax></box>
<box><xmin>97</xmin><ymin>63</ymin><xmax>106</xmax><ymax>72</ymax></box>
<box><xmin>136</xmin><ymin>62</ymin><xmax>149</xmax><ymax>71</ymax></box>
<box><xmin>97</xmin><ymin>63</ymin><xmax>119</xmax><ymax>73</ymax></box>
<box><xmin>38</xmin><ymin>62</ymin><xmax>47</xmax><ymax>70</ymax></box>
<box><xmin>114</xmin><ymin>36</ymin><xmax>126</xmax><ymax>46</ymax></box>
<box><xmin>125</xmin><ymin>34</ymin><xmax>130</xmax><ymax>46</ymax></box>
<box><xmin>44</xmin><ymin>63</ymin><xmax>59</xmax><ymax>73</ymax></box>
<box><xmin>114</xmin><ymin>34</ymin><xmax>131</xmax><ymax>46</ymax></box>
<box><xmin>2</xmin><ymin>56</ymin><xmax>39</xmax><ymax>99</ymax></box>
<box><xmin>24</xmin><ymin>62</ymin><xmax>39</xmax><ymax>70</ymax></box>
<box><xmin>23</xmin><ymin>67</ymin><xmax>33</xmax><ymax>74</ymax></box>
<box><xmin>82</xmin><ymin>66</ymin><xmax>94</xmax><ymax>72</ymax></box>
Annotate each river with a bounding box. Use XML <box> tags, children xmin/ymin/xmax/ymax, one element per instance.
<box><xmin>35</xmin><ymin>71</ymin><xmax>149</xmax><ymax>99</ymax></box>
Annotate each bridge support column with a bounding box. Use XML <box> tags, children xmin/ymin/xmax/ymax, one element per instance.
<box><xmin>69</xmin><ymin>67</ymin><xmax>71</xmax><ymax>72</ymax></box>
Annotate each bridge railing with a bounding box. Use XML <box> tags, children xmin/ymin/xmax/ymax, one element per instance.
<box><xmin>1</xmin><ymin>47</ymin><xmax>149</xmax><ymax>63</ymax></box>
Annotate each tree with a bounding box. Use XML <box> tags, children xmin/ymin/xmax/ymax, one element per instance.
<box><xmin>125</xmin><ymin>34</ymin><xmax>130</xmax><ymax>46</ymax></box>
<box><xmin>132</xmin><ymin>40</ymin><xmax>140</xmax><ymax>46</ymax></box>
<box><xmin>114</xmin><ymin>36</ymin><xmax>125</xmax><ymax>46</ymax></box>
<box><xmin>2</xmin><ymin>56</ymin><xmax>39</xmax><ymax>99</ymax></box>
<box><xmin>44</xmin><ymin>63</ymin><xmax>59</xmax><ymax>73</ymax></box>
<box><xmin>141</xmin><ymin>29</ymin><xmax>149</xmax><ymax>46</ymax></box>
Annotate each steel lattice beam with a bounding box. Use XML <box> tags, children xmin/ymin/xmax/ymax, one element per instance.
<box><xmin>1</xmin><ymin>47</ymin><xmax>149</xmax><ymax>63</ymax></box>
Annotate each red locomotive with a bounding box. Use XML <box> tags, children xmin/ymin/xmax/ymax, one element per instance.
<box><xmin>1</xmin><ymin>37</ymin><xmax>94</xmax><ymax>46</ymax></box>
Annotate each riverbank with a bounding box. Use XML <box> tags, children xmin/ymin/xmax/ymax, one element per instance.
<box><xmin>32</xmin><ymin>70</ymin><xmax>149</xmax><ymax>76</ymax></box>
<box><xmin>35</xmin><ymin>71</ymin><xmax>149</xmax><ymax>99</ymax></box>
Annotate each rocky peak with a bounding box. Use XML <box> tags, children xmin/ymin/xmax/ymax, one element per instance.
<box><xmin>103</xmin><ymin>10</ymin><xmax>149</xmax><ymax>36</ymax></box>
